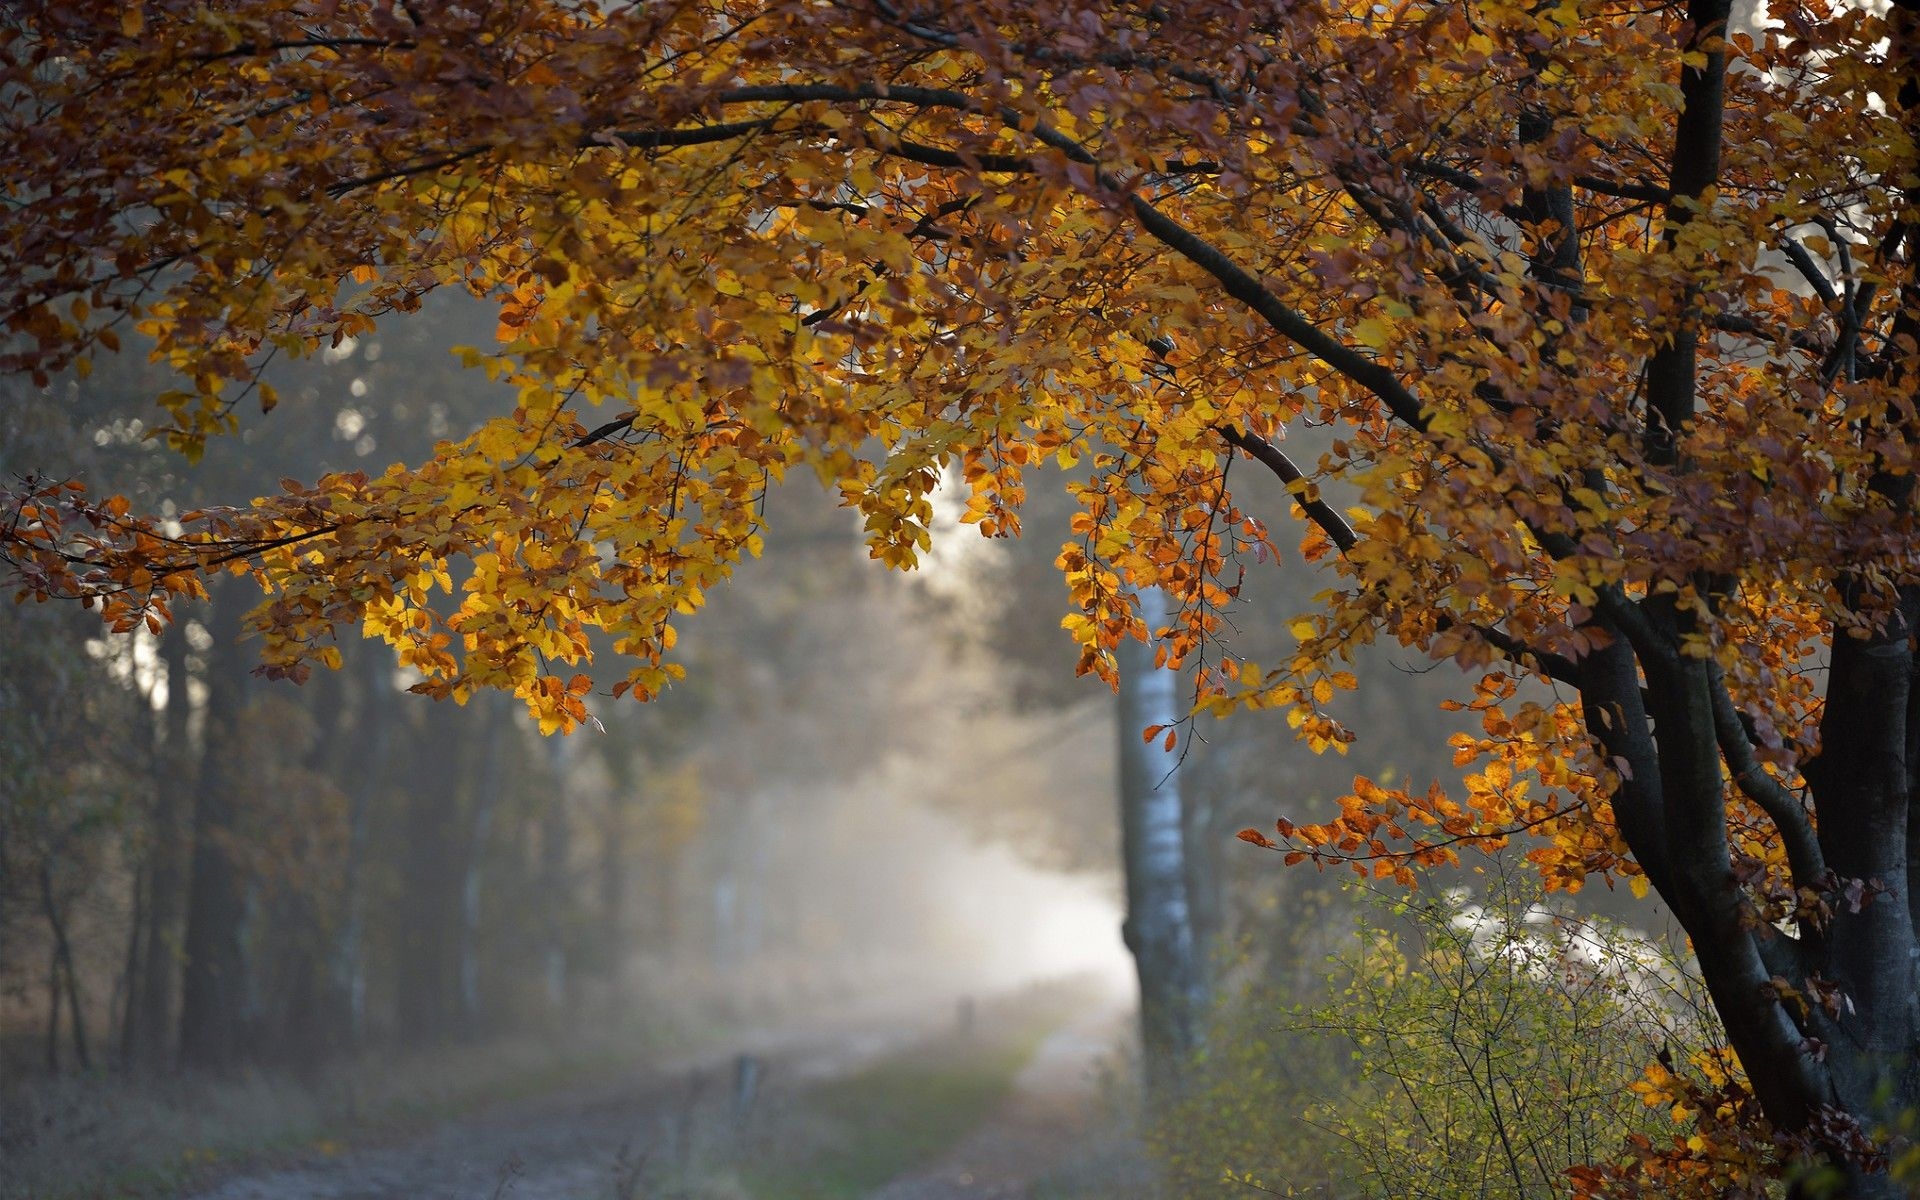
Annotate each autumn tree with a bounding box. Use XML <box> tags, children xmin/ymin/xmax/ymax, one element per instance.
<box><xmin>2</xmin><ymin>0</ymin><xmax>1917</xmax><ymax>1189</ymax></box>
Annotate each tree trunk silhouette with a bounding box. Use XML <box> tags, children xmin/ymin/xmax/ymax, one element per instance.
<box><xmin>328</xmin><ymin>645</ymin><xmax>394</xmax><ymax>1051</ymax></box>
<box><xmin>40</xmin><ymin>855</ymin><xmax>89</xmax><ymax>1072</ymax></box>
<box><xmin>178</xmin><ymin>580</ymin><xmax>254</xmax><ymax>1070</ymax></box>
<box><xmin>395</xmin><ymin>705</ymin><xmax>464</xmax><ymax>1045</ymax></box>
<box><xmin>538</xmin><ymin>734</ymin><xmax>574</xmax><ymax>1020</ymax></box>
<box><xmin>456</xmin><ymin>694</ymin><xmax>508</xmax><ymax>1037</ymax></box>
<box><xmin>115</xmin><ymin>859</ymin><xmax>144</xmax><ymax>1068</ymax></box>
<box><xmin>127</xmin><ymin>619</ymin><xmax>193</xmax><ymax>1071</ymax></box>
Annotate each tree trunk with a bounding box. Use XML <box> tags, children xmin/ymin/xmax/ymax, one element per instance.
<box><xmin>1116</xmin><ymin>585</ymin><xmax>1206</xmax><ymax>1097</ymax></box>
<box><xmin>596</xmin><ymin>793</ymin><xmax>629</xmax><ymax>999</ymax></box>
<box><xmin>178</xmin><ymin>580</ymin><xmax>254</xmax><ymax>1071</ymax></box>
<box><xmin>538</xmin><ymin>734</ymin><xmax>573</xmax><ymax>1020</ymax></box>
<box><xmin>457</xmin><ymin>694</ymin><xmax>507</xmax><ymax>1037</ymax></box>
<box><xmin>396</xmin><ymin>713</ymin><xmax>463</xmax><ymax>1046</ymax></box>
<box><xmin>115</xmin><ymin>859</ymin><xmax>144</xmax><ymax>1069</ymax></box>
<box><xmin>45</xmin><ymin>938</ymin><xmax>61</xmax><ymax>1074</ymax></box>
<box><xmin>40</xmin><ymin>856</ymin><xmax>89</xmax><ymax>1072</ymax></box>
<box><xmin>129</xmin><ymin>618</ymin><xmax>192</xmax><ymax>1071</ymax></box>
<box><xmin>328</xmin><ymin>645</ymin><xmax>394</xmax><ymax>1052</ymax></box>
<box><xmin>1182</xmin><ymin>765</ymin><xmax>1225</xmax><ymax>978</ymax></box>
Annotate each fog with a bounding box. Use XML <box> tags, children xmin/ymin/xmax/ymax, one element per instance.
<box><xmin>0</xmin><ymin>294</ymin><xmax>1642</xmax><ymax>1200</ymax></box>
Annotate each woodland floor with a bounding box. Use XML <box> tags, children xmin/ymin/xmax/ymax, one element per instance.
<box><xmin>862</xmin><ymin>1005</ymin><xmax>1128</xmax><ymax>1200</ymax></box>
<box><xmin>170</xmin><ymin>983</ymin><xmax>1128</xmax><ymax>1200</ymax></box>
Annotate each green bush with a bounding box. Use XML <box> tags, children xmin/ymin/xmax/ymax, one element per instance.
<box><xmin>1155</xmin><ymin>869</ymin><xmax>1713</xmax><ymax>1198</ymax></box>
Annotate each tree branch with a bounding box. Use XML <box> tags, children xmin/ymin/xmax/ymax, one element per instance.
<box><xmin>573</xmin><ymin>414</ymin><xmax>637</xmax><ymax>449</ymax></box>
<box><xmin>606</xmin><ymin>118</ymin><xmax>801</xmax><ymax>149</ymax></box>
<box><xmin>1780</xmin><ymin>235</ymin><xmax>1840</xmax><ymax>307</ymax></box>
<box><xmin>1219</xmin><ymin>425</ymin><xmax>1357</xmax><ymax>552</ymax></box>
<box><xmin>1710</xmin><ymin>665</ymin><xmax>1825</xmax><ymax>891</ymax></box>
<box><xmin>1025</xmin><ymin>120</ymin><xmax>1432</xmax><ymax>431</ymax></box>
<box><xmin>1220</xmin><ymin>427</ymin><xmax>1587</xmax><ymax>688</ymax></box>
<box><xmin>1461</xmin><ymin>621</ymin><xmax>1581</xmax><ymax>685</ymax></box>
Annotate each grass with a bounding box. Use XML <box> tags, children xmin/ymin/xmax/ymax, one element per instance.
<box><xmin>4</xmin><ymin>983</ymin><xmax>1102</xmax><ymax>1200</ymax></box>
<box><xmin>729</xmin><ymin>989</ymin><xmax>1077</xmax><ymax>1200</ymax></box>
<box><xmin>0</xmin><ymin>1011</ymin><xmax>713</xmax><ymax>1200</ymax></box>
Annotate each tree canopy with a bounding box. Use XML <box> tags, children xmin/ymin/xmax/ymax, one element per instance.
<box><xmin>2</xmin><ymin>0</ymin><xmax>1918</xmax><ymax>1189</ymax></box>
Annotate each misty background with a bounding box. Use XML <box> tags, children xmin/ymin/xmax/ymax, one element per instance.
<box><xmin>0</xmin><ymin>293</ymin><xmax>1676</xmax><ymax>1200</ymax></box>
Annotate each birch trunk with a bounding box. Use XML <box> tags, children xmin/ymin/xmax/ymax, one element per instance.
<box><xmin>1116</xmin><ymin>585</ymin><xmax>1207</xmax><ymax>1096</ymax></box>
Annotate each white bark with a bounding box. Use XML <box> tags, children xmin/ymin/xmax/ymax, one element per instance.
<box><xmin>1117</xmin><ymin>585</ymin><xmax>1207</xmax><ymax>1092</ymax></box>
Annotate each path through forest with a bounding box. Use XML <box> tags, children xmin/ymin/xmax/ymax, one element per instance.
<box><xmin>862</xmin><ymin>1001</ymin><xmax>1129</xmax><ymax>1200</ymax></box>
<box><xmin>181</xmin><ymin>983</ymin><xmax>1128</xmax><ymax>1200</ymax></box>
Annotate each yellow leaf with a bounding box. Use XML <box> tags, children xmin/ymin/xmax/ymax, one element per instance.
<box><xmin>1351</xmin><ymin>318</ymin><xmax>1392</xmax><ymax>350</ymax></box>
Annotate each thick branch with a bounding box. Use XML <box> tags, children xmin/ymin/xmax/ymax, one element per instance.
<box><xmin>1648</xmin><ymin>654</ymin><xmax>1830</xmax><ymax>1133</ymax></box>
<box><xmin>1710</xmin><ymin>665</ymin><xmax>1825</xmax><ymax>890</ymax></box>
<box><xmin>1642</xmin><ymin>0</ymin><xmax>1730</xmax><ymax>464</ymax></box>
<box><xmin>1464</xmin><ymin>621</ymin><xmax>1581</xmax><ymax>685</ymax></box>
<box><xmin>646</xmin><ymin>83</ymin><xmax>1432</xmax><ymax>431</ymax></box>
<box><xmin>1222</xmin><ymin>426</ymin><xmax>1580</xmax><ymax>686</ymax></box>
<box><xmin>1780</xmin><ymin>236</ymin><xmax>1840</xmax><ymax>306</ymax></box>
<box><xmin>882</xmin><ymin>138</ymin><xmax>1034</xmax><ymax>174</ymax></box>
<box><xmin>606</xmin><ymin>118</ymin><xmax>798</xmax><ymax>149</ymax></box>
<box><xmin>1107</xmin><ymin>183</ymin><xmax>1430</xmax><ymax>429</ymax></box>
<box><xmin>1577</xmin><ymin>632</ymin><xmax>1674</xmax><ymax>898</ymax></box>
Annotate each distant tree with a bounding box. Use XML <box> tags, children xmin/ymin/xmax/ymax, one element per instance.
<box><xmin>2</xmin><ymin>2</ymin><xmax>1917</xmax><ymax>1189</ymax></box>
<box><xmin>0</xmin><ymin>600</ymin><xmax>145</xmax><ymax>1074</ymax></box>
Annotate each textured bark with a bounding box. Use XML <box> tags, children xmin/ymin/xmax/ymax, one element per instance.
<box><xmin>1117</xmin><ymin>585</ymin><xmax>1207</xmax><ymax>1095</ymax></box>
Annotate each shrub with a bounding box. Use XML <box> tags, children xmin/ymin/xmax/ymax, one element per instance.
<box><xmin>1155</xmin><ymin>868</ymin><xmax>1729</xmax><ymax>1198</ymax></box>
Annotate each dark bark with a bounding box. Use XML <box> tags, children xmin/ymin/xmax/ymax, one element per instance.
<box><xmin>327</xmin><ymin>645</ymin><xmax>395</xmax><ymax>1051</ymax></box>
<box><xmin>178</xmin><ymin>579</ymin><xmax>255</xmax><ymax>1071</ymax></box>
<box><xmin>395</xmin><ymin>706</ymin><xmax>465</xmax><ymax>1045</ymax></box>
<box><xmin>1641</xmin><ymin>0</ymin><xmax>1729</xmax><ymax>467</ymax></box>
<box><xmin>1612</xmin><ymin>0</ymin><xmax>1862</xmax><ymax>1175</ymax></box>
<box><xmin>1643</xmin><ymin>650</ymin><xmax>1830</xmax><ymax>1132</ymax></box>
<box><xmin>1809</xmin><ymin>599</ymin><xmax>1919</xmax><ymax>1095</ymax></box>
<box><xmin>39</xmin><ymin>856</ymin><xmax>89</xmax><ymax>1072</ymax></box>
<box><xmin>128</xmin><ymin>619</ymin><xmax>192</xmax><ymax>1071</ymax></box>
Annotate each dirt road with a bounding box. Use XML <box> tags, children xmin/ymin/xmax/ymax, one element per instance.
<box><xmin>183</xmin><ymin>1023</ymin><xmax>921</xmax><ymax>1200</ymax></box>
<box><xmin>863</xmin><ymin>1003</ymin><xmax>1129</xmax><ymax>1200</ymax></box>
<box><xmin>180</xmin><ymin>990</ymin><xmax>1128</xmax><ymax>1200</ymax></box>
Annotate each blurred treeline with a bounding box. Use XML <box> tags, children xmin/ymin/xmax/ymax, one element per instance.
<box><xmin>0</xmin><ymin>296</ymin><xmax>728</xmax><ymax>1078</ymax></box>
